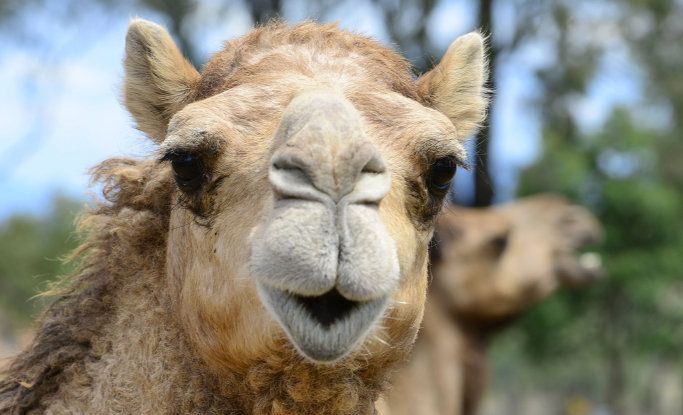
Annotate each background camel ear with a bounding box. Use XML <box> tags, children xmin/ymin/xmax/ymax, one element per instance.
<box><xmin>124</xmin><ymin>18</ymin><xmax>200</xmax><ymax>143</ymax></box>
<box><xmin>417</xmin><ymin>32</ymin><xmax>489</xmax><ymax>139</ymax></box>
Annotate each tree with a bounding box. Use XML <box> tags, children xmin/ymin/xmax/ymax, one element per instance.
<box><xmin>0</xmin><ymin>0</ymin><xmax>514</xmax><ymax>207</ymax></box>
<box><xmin>509</xmin><ymin>1</ymin><xmax>683</xmax><ymax>412</ymax></box>
<box><xmin>0</xmin><ymin>197</ymin><xmax>82</xmax><ymax>326</ymax></box>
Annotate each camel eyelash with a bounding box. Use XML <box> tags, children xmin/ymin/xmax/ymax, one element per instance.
<box><xmin>160</xmin><ymin>150</ymin><xmax>208</xmax><ymax>194</ymax></box>
<box><xmin>159</xmin><ymin>148</ymin><xmax>205</xmax><ymax>164</ymax></box>
<box><xmin>428</xmin><ymin>153</ymin><xmax>469</xmax><ymax>171</ymax></box>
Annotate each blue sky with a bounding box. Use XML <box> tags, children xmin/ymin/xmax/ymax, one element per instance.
<box><xmin>0</xmin><ymin>0</ymin><xmax>643</xmax><ymax>219</ymax></box>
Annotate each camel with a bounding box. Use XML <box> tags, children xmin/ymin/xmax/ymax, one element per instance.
<box><xmin>379</xmin><ymin>194</ymin><xmax>603</xmax><ymax>415</ymax></box>
<box><xmin>0</xmin><ymin>20</ymin><xmax>488</xmax><ymax>414</ymax></box>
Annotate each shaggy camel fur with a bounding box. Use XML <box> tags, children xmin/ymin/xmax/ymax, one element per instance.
<box><xmin>379</xmin><ymin>195</ymin><xmax>603</xmax><ymax>415</ymax></box>
<box><xmin>0</xmin><ymin>20</ymin><xmax>488</xmax><ymax>414</ymax></box>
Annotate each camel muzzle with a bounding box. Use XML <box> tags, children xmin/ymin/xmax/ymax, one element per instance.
<box><xmin>250</xmin><ymin>90</ymin><xmax>400</xmax><ymax>362</ymax></box>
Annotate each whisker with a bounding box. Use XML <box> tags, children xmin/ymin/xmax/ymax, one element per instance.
<box><xmin>373</xmin><ymin>335</ymin><xmax>390</xmax><ymax>347</ymax></box>
<box><xmin>382</xmin><ymin>315</ymin><xmax>402</xmax><ymax>321</ymax></box>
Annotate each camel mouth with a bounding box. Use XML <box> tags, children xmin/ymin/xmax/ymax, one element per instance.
<box><xmin>292</xmin><ymin>289</ymin><xmax>360</xmax><ymax>328</ymax></box>
<box><xmin>257</xmin><ymin>283</ymin><xmax>389</xmax><ymax>362</ymax></box>
<box><xmin>557</xmin><ymin>250</ymin><xmax>604</xmax><ymax>287</ymax></box>
<box><xmin>556</xmin><ymin>217</ymin><xmax>604</xmax><ymax>287</ymax></box>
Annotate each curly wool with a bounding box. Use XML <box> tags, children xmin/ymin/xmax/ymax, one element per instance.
<box><xmin>0</xmin><ymin>158</ymin><xmax>404</xmax><ymax>414</ymax></box>
<box><xmin>0</xmin><ymin>158</ymin><xmax>171</xmax><ymax>413</ymax></box>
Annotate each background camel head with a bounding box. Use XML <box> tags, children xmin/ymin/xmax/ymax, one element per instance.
<box><xmin>431</xmin><ymin>194</ymin><xmax>603</xmax><ymax>322</ymax></box>
<box><xmin>122</xmin><ymin>20</ymin><xmax>488</xmax><ymax>369</ymax></box>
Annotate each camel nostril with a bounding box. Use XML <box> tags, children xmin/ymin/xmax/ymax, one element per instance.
<box><xmin>269</xmin><ymin>150</ymin><xmax>390</xmax><ymax>204</ymax></box>
<box><xmin>269</xmin><ymin>155</ymin><xmax>326</xmax><ymax>202</ymax></box>
<box><xmin>579</xmin><ymin>231</ymin><xmax>602</xmax><ymax>247</ymax></box>
<box><xmin>360</xmin><ymin>155</ymin><xmax>387</xmax><ymax>175</ymax></box>
<box><xmin>271</xmin><ymin>155</ymin><xmax>309</xmax><ymax>177</ymax></box>
<box><xmin>558</xmin><ymin>212</ymin><xmax>581</xmax><ymax>229</ymax></box>
<box><xmin>292</xmin><ymin>289</ymin><xmax>361</xmax><ymax>328</ymax></box>
<box><xmin>272</xmin><ymin>163</ymin><xmax>308</xmax><ymax>183</ymax></box>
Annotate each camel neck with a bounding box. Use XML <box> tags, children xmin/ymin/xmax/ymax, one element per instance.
<box><xmin>1</xmin><ymin>263</ymin><xmax>388</xmax><ymax>414</ymax></box>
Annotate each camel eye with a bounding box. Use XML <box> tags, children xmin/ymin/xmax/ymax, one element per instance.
<box><xmin>488</xmin><ymin>234</ymin><xmax>509</xmax><ymax>257</ymax></box>
<box><xmin>165</xmin><ymin>152</ymin><xmax>205</xmax><ymax>192</ymax></box>
<box><xmin>428</xmin><ymin>156</ymin><xmax>458</xmax><ymax>193</ymax></box>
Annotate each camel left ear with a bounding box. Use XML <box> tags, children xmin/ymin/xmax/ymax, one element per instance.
<box><xmin>417</xmin><ymin>32</ymin><xmax>489</xmax><ymax>139</ymax></box>
<box><xmin>124</xmin><ymin>18</ymin><xmax>200</xmax><ymax>143</ymax></box>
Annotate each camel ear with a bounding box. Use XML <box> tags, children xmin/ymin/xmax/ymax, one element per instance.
<box><xmin>417</xmin><ymin>32</ymin><xmax>489</xmax><ymax>139</ymax></box>
<box><xmin>124</xmin><ymin>18</ymin><xmax>200</xmax><ymax>143</ymax></box>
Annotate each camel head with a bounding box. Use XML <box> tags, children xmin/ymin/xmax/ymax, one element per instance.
<box><xmin>122</xmin><ymin>20</ymin><xmax>488</xmax><ymax>369</ymax></box>
<box><xmin>431</xmin><ymin>194</ymin><xmax>603</xmax><ymax>322</ymax></box>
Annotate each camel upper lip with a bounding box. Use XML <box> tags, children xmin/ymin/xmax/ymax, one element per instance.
<box><xmin>257</xmin><ymin>283</ymin><xmax>388</xmax><ymax>362</ymax></box>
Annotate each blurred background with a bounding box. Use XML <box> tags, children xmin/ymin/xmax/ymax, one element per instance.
<box><xmin>0</xmin><ymin>0</ymin><xmax>682</xmax><ymax>414</ymax></box>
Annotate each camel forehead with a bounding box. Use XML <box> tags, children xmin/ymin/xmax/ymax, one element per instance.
<box><xmin>195</xmin><ymin>22</ymin><xmax>418</xmax><ymax>100</ymax></box>
<box><xmin>442</xmin><ymin>198</ymin><xmax>570</xmax><ymax>242</ymax></box>
<box><xmin>167</xmin><ymin>85</ymin><xmax>463</xmax><ymax>164</ymax></box>
<box><xmin>505</xmin><ymin>194</ymin><xmax>571</xmax><ymax>212</ymax></box>
<box><xmin>441</xmin><ymin>208</ymin><xmax>511</xmax><ymax>244</ymax></box>
<box><xmin>354</xmin><ymin>92</ymin><xmax>462</xmax><ymax>151</ymax></box>
<box><xmin>170</xmin><ymin>22</ymin><xmax>469</xmax><ymax>157</ymax></box>
<box><xmin>496</xmin><ymin>195</ymin><xmax>573</xmax><ymax>227</ymax></box>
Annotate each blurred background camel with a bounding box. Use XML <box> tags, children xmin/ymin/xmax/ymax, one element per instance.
<box><xmin>380</xmin><ymin>195</ymin><xmax>603</xmax><ymax>415</ymax></box>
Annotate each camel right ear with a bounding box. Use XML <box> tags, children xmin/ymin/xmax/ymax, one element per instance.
<box><xmin>124</xmin><ymin>18</ymin><xmax>200</xmax><ymax>143</ymax></box>
<box><xmin>417</xmin><ymin>32</ymin><xmax>489</xmax><ymax>139</ymax></box>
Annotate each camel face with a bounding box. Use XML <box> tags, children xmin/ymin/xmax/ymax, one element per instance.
<box><xmin>123</xmin><ymin>20</ymin><xmax>489</xmax><ymax>369</ymax></box>
<box><xmin>162</xmin><ymin>74</ymin><xmax>463</xmax><ymax>366</ymax></box>
<box><xmin>432</xmin><ymin>195</ymin><xmax>603</xmax><ymax>320</ymax></box>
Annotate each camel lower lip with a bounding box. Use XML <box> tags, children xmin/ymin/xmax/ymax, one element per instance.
<box><xmin>557</xmin><ymin>251</ymin><xmax>604</xmax><ymax>286</ymax></box>
<box><xmin>578</xmin><ymin>252</ymin><xmax>602</xmax><ymax>272</ymax></box>
<box><xmin>257</xmin><ymin>284</ymin><xmax>388</xmax><ymax>362</ymax></box>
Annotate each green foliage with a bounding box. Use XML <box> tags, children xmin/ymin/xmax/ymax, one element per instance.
<box><xmin>513</xmin><ymin>103</ymin><xmax>683</xmax><ymax>410</ymax></box>
<box><xmin>0</xmin><ymin>196</ymin><xmax>81</xmax><ymax>326</ymax></box>
<box><xmin>528</xmin><ymin>110</ymin><xmax>682</xmax><ymax>326</ymax></box>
